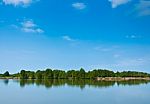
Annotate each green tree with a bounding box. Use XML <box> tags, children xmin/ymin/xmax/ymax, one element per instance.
<box><xmin>79</xmin><ymin>68</ymin><xmax>85</xmax><ymax>79</ymax></box>
<box><xmin>3</xmin><ymin>71</ymin><xmax>10</xmax><ymax>77</ymax></box>
<box><xmin>20</xmin><ymin>70</ymin><xmax>28</xmax><ymax>79</ymax></box>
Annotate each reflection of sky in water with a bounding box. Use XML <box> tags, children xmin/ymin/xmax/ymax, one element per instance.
<box><xmin>0</xmin><ymin>80</ymin><xmax>150</xmax><ymax>104</ymax></box>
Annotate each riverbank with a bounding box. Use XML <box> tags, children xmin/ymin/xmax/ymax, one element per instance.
<box><xmin>1</xmin><ymin>77</ymin><xmax>150</xmax><ymax>81</ymax></box>
<box><xmin>96</xmin><ymin>77</ymin><xmax>150</xmax><ymax>81</ymax></box>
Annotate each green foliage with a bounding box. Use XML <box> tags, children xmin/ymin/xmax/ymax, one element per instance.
<box><xmin>1</xmin><ymin>69</ymin><xmax>150</xmax><ymax>79</ymax></box>
<box><xmin>3</xmin><ymin>71</ymin><xmax>10</xmax><ymax>77</ymax></box>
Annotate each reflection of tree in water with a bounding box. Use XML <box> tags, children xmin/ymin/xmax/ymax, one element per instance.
<box><xmin>17</xmin><ymin>79</ymin><xmax>150</xmax><ymax>89</ymax></box>
<box><xmin>66</xmin><ymin>80</ymin><xmax>116</xmax><ymax>89</ymax></box>
<box><xmin>3</xmin><ymin>79</ymin><xmax>9</xmax><ymax>85</ymax></box>
<box><xmin>20</xmin><ymin>79</ymin><xmax>34</xmax><ymax>87</ymax></box>
<box><xmin>117</xmin><ymin>80</ymin><xmax>150</xmax><ymax>86</ymax></box>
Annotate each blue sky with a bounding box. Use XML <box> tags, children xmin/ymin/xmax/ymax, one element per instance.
<box><xmin>0</xmin><ymin>0</ymin><xmax>150</xmax><ymax>73</ymax></box>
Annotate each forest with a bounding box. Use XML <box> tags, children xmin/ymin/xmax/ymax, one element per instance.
<box><xmin>0</xmin><ymin>68</ymin><xmax>150</xmax><ymax>79</ymax></box>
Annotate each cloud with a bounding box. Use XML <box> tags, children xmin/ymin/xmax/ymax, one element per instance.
<box><xmin>94</xmin><ymin>45</ymin><xmax>119</xmax><ymax>52</ymax></box>
<box><xmin>126</xmin><ymin>35</ymin><xmax>141</xmax><ymax>39</ymax></box>
<box><xmin>62</xmin><ymin>35</ymin><xmax>76</xmax><ymax>42</ymax></box>
<box><xmin>94</xmin><ymin>47</ymin><xmax>112</xmax><ymax>52</ymax></box>
<box><xmin>22</xmin><ymin>20</ymin><xmax>36</xmax><ymax>28</ymax></box>
<box><xmin>2</xmin><ymin>0</ymin><xmax>36</xmax><ymax>7</ymax></box>
<box><xmin>72</xmin><ymin>2</ymin><xmax>86</xmax><ymax>10</ymax></box>
<box><xmin>116</xmin><ymin>58</ymin><xmax>146</xmax><ymax>67</ymax></box>
<box><xmin>21</xmin><ymin>20</ymin><xmax>44</xmax><ymax>33</ymax></box>
<box><xmin>62</xmin><ymin>35</ymin><xmax>80</xmax><ymax>46</ymax></box>
<box><xmin>135</xmin><ymin>0</ymin><xmax>150</xmax><ymax>16</ymax></box>
<box><xmin>109</xmin><ymin>0</ymin><xmax>131</xmax><ymax>8</ymax></box>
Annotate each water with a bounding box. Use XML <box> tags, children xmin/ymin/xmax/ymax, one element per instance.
<box><xmin>0</xmin><ymin>79</ymin><xmax>150</xmax><ymax>104</ymax></box>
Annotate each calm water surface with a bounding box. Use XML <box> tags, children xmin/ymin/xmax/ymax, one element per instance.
<box><xmin>0</xmin><ymin>79</ymin><xmax>150</xmax><ymax>104</ymax></box>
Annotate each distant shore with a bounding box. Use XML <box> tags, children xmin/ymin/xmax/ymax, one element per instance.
<box><xmin>1</xmin><ymin>69</ymin><xmax>150</xmax><ymax>80</ymax></box>
<box><xmin>1</xmin><ymin>77</ymin><xmax>150</xmax><ymax>81</ymax></box>
<box><xmin>96</xmin><ymin>77</ymin><xmax>150</xmax><ymax>81</ymax></box>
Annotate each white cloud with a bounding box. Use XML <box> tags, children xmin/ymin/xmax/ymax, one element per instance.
<box><xmin>72</xmin><ymin>2</ymin><xmax>86</xmax><ymax>10</ymax></box>
<box><xmin>21</xmin><ymin>20</ymin><xmax>44</xmax><ymax>33</ymax></box>
<box><xmin>62</xmin><ymin>35</ymin><xmax>80</xmax><ymax>47</ymax></box>
<box><xmin>36</xmin><ymin>28</ymin><xmax>44</xmax><ymax>33</ymax></box>
<box><xmin>22</xmin><ymin>20</ymin><xmax>36</xmax><ymax>28</ymax></box>
<box><xmin>109</xmin><ymin>0</ymin><xmax>130</xmax><ymax>8</ymax></box>
<box><xmin>22</xmin><ymin>28</ymin><xmax>44</xmax><ymax>33</ymax></box>
<box><xmin>135</xmin><ymin>0</ymin><xmax>150</xmax><ymax>16</ymax></box>
<box><xmin>94</xmin><ymin>45</ymin><xmax>119</xmax><ymax>52</ymax></box>
<box><xmin>62</xmin><ymin>35</ymin><xmax>76</xmax><ymax>42</ymax></box>
<box><xmin>126</xmin><ymin>35</ymin><xmax>141</xmax><ymax>39</ymax></box>
<box><xmin>116</xmin><ymin>58</ymin><xmax>146</xmax><ymax>67</ymax></box>
<box><xmin>2</xmin><ymin>0</ymin><xmax>36</xmax><ymax>7</ymax></box>
<box><xmin>94</xmin><ymin>46</ymin><xmax>112</xmax><ymax>52</ymax></box>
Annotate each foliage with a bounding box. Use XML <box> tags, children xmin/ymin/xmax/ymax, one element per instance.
<box><xmin>1</xmin><ymin>69</ymin><xmax>150</xmax><ymax>79</ymax></box>
<box><xmin>3</xmin><ymin>71</ymin><xmax>10</xmax><ymax>77</ymax></box>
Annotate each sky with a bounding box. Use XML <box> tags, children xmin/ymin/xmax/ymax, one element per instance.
<box><xmin>0</xmin><ymin>0</ymin><xmax>150</xmax><ymax>73</ymax></box>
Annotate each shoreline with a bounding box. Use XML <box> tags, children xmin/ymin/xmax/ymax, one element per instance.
<box><xmin>1</xmin><ymin>77</ymin><xmax>150</xmax><ymax>81</ymax></box>
<box><xmin>96</xmin><ymin>77</ymin><xmax>150</xmax><ymax>81</ymax></box>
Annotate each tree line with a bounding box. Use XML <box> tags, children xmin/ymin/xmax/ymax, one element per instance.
<box><xmin>0</xmin><ymin>68</ymin><xmax>150</xmax><ymax>79</ymax></box>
